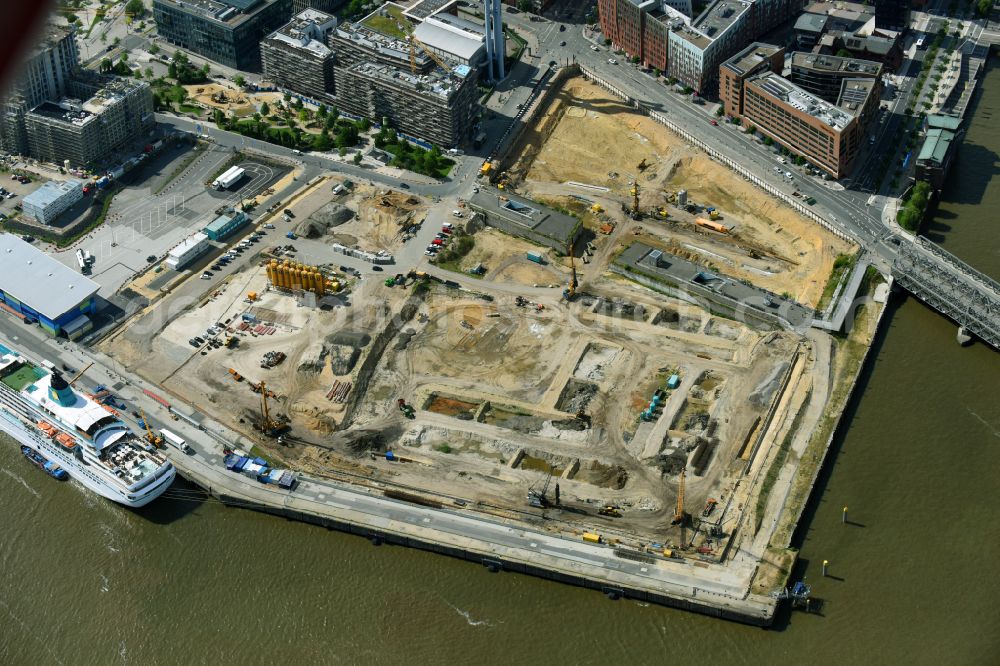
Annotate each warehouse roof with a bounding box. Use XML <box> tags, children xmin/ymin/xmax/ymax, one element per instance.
<box><xmin>0</xmin><ymin>234</ymin><xmax>99</xmax><ymax>320</ymax></box>
<box><xmin>412</xmin><ymin>19</ymin><xmax>484</xmax><ymax>62</ymax></box>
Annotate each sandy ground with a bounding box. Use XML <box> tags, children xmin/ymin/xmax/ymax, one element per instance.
<box><xmin>512</xmin><ymin>77</ymin><xmax>855</xmax><ymax>307</ymax></box>
<box><xmin>184</xmin><ymin>83</ymin><xmax>284</xmax><ymax>118</ymax></box>
<box><xmin>447</xmin><ymin>228</ymin><xmax>565</xmax><ymax>285</ymax></box>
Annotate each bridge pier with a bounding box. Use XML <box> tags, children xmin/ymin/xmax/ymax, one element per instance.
<box><xmin>957</xmin><ymin>326</ymin><xmax>973</xmax><ymax>347</ymax></box>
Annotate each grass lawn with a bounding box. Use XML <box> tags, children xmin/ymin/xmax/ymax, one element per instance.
<box><xmin>362</xmin><ymin>5</ymin><xmax>409</xmax><ymax>39</ymax></box>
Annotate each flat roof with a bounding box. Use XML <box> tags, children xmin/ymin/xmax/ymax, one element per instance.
<box><xmin>403</xmin><ymin>0</ymin><xmax>458</xmax><ymax>21</ymax></box>
<box><xmin>722</xmin><ymin>42</ymin><xmax>783</xmax><ymax>76</ymax></box>
<box><xmin>791</xmin><ymin>52</ymin><xmax>882</xmax><ymax>77</ymax></box>
<box><xmin>748</xmin><ymin>72</ymin><xmax>857</xmax><ymax>131</ymax></box>
<box><xmin>154</xmin><ymin>0</ymin><xmax>273</xmax><ymax>27</ymax></box>
<box><xmin>470</xmin><ymin>188</ymin><xmax>581</xmax><ymax>244</ymax></box>
<box><xmin>348</xmin><ymin>60</ymin><xmax>468</xmax><ymax>100</ymax></box>
<box><xmin>0</xmin><ymin>234</ymin><xmax>99</xmax><ymax>320</ymax></box>
<box><xmin>794</xmin><ymin>12</ymin><xmax>828</xmax><ymax>34</ymax></box>
<box><xmin>265</xmin><ymin>9</ymin><xmax>336</xmax><ymax>58</ymax></box>
<box><xmin>836</xmin><ymin>77</ymin><xmax>876</xmax><ymax>112</ymax></box>
<box><xmin>23</xmin><ymin>180</ymin><xmax>83</xmax><ymax>209</ymax></box>
<box><xmin>413</xmin><ymin>19</ymin><xmax>483</xmax><ymax>61</ymax></box>
<box><xmin>205</xmin><ymin>210</ymin><xmax>245</xmax><ymax>233</ymax></box>
<box><xmin>168</xmin><ymin>232</ymin><xmax>209</xmax><ymax>258</ymax></box>
<box><xmin>692</xmin><ymin>0</ymin><xmax>752</xmax><ymax>41</ymax></box>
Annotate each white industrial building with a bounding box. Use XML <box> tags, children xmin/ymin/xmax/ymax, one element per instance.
<box><xmin>166</xmin><ymin>232</ymin><xmax>211</xmax><ymax>270</ymax></box>
<box><xmin>21</xmin><ymin>179</ymin><xmax>83</xmax><ymax>225</ymax></box>
<box><xmin>412</xmin><ymin>13</ymin><xmax>487</xmax><ymax>70</ymax></box>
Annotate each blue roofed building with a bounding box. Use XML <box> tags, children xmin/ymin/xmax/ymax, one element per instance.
<box><xmin>203</xmin><ymin>209</ymin><xmax>249</xmax><ymax>240</ymax></box>
<box><xmin>0</xmin><ymin>234</ymin><xmax>99</xmax><ymax>338</ymax></box>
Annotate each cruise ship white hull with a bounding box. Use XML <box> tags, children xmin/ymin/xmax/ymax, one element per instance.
<box><xmin>0</xmin><ymin>410</ymin><xmax>175</xmax><ymax>508</ymax></box>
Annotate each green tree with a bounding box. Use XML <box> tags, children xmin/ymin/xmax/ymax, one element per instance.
<box><xmin>149</xmin><ymin>43</ymin><xmax>159</xmax><ymax>55</ymax></box>
<box><xmin>260</xmin><ymin>101</ymin><xmax>270</xmax><ymax>117</ymax></box>
<box><xmin>283</xmin><ymin>92</ymin><xmax>291</xmax><ymax>102</ymax></box>
<box><xmin>144</xmin><ymin>67</ymin><xmax>153</xmax><ymax>79</ymax></box>
<box><xmin>518</xmin><ymin>0</ymin><xmax>532</xmax><ymax>11</ymax></box>
<box><xmin>836</xmin><ymin>48</ymin><xmax>853</xmax><ymax>58</ymax></box>
<box><xmin>317</xmin><ymin>103</ymin><xmax>327</xmax><ymax>118</ymax></box>
<box><xmin>357</xmin><ymin>116</ymin><xmax>371</xmax><ymax>132</ymax></box>
<box><xmin>125</xmin><ymin>0</ymin><xmax>146</xmax><ymax>16</ymax></box>
<box><xmin>201</xmin><ymin>64</ymin><xmax>211</xmax><ymax>79</ymax></box>
<box><xmin>313</xmin><ymin>131</ymin><xmax>332</xmax><ymax>151</ymax></box>
<box><xmin>298</xmin><ymin>108</ymin><xmax>309</xmax><ymax>123</ymax></box>
<box><xmin>233</xmin><ymin>74</ymin><xmax>245</xmax><ymax>87</ymax></box>
<box><xmin>339</xmin><ymin>146</ymin><xmax>348</xmax><ymax>157</ymax></box>
<box><xmin>353</xmin><ymin>152</ymin><xmax>362</xmax><ymax>165</ymax></box>
<box><xmin>100</xmin><ymin>58</ymin><xmax>113</xmax><ymax>73</ymax></box>
<box><xmin>113</xmin><ymin>36</ymin><xmax>121</xmax><ymax>47</ymax></box>
<box><xmin>213</xmin><ymin>108</ymin><xmax>225</xmax><ymax>127</ymax></box>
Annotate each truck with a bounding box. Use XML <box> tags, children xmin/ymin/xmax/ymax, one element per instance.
<box><xmin>159</xmin><ymin>428</ymin><xmax>193</xmax><ymax>454</ymax></box>
<box><xmin>526</xmin><ymin>250</ymin><xmax>545</xmax><ymax>265</ymax></box>
<box><xmin>212</xmin><ymin>166</ymin><xmax>245</xmax><ymax>190</ymax></box>
<box><xmin>76</xmin><ymin>249</ymin><xmax>91</xmax><ymax>274</ymax></box>
<box><xmin>286</xmin><ymin>231</ymin><xmax>297</xmax><ymax>240</ymax></box>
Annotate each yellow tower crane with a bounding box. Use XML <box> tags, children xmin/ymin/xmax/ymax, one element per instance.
<box><xmin>408</xmin><ymin>34</ymin><xmax>455</xmax><ymax>77</ymax></box>
<box><xmin>672</xmin><ymin>467</ymin><xmax>687</xmax><ymax>525</ymax></box>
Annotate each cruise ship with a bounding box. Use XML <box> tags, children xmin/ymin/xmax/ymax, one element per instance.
<box><xmin>0</xmin><ymin>344</ymin><xmax>175</xmax><ymax>507</ymax></box>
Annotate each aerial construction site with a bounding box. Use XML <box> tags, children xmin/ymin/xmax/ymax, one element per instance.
<box><xmin>100</xmin><ymin>74</ymin><xmax>883</xmax><ymax>618</ymax></box>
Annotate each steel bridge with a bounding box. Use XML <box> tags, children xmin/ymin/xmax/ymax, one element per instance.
<box><xmin>891</xmin><ymin>236</ymin><xmax>1000</xmax><ymax>349</ymax></box>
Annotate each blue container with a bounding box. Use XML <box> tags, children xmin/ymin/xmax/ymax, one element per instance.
<box><xmin>667</xmin><ymin>374</ymin><xmax>680</xmax><ymax>389</ymax></box>
<box><xmin>385</xmin><ymin>451</ymin><xmax>396</xmax><ymax>461</ymax></box>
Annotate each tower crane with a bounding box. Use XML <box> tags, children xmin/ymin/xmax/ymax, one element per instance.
<box><xmin>672</xmin><ymin>467</ymin><xmax>688</xmax><ymax>525</ymax></box>
<box><xmin>630</xmin><ymin>180</ymin><xmax>641</xmax><ymax>219</ymax></box>
<box><xmin>408</xmin><ymin>34</ymin><xmax>455</xmax><ymax>77</ymax></box>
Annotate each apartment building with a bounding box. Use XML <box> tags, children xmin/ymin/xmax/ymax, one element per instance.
<box><xmin>261</xmin><ymin>8</ymin><xmax>338</xmax><ymax>103</ymax></box>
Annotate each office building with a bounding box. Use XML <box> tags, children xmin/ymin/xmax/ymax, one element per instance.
<box><xmin>719</xmin><ymin>42</ymin><xmax>784</xmax><ymax>117</ymax></box>
<box><xmin>152</xmin><ymin>0</ymin><xmax>293</xmax><ymax>71</ymax></box>
<box><xmin>261</xmin><ymin>8</ymin><xmax>338</xmax><ymax>103</ymax></box>
<box><xmin>0</xmin><ymin>234</ymin><xmax>99</xmax><ymax>337</ymax></box>
<box><xmin>740</xmin><ymin>71</ymin><xmax>877</xmax><ymax>178</ymax></box>
<box><xmin>794</xmin><ymin>12</ymin><xmax>828</xmax><ymax>48</ymax></box>
<box><xmin>789</xmin><ymin>52</ymin><xmax>882</xmax><ymax>103</ymax></box>
<box><xmin>330</xmin><ymin>18</ymin><xmax>478</xmax><ymax>146</ymax></box>
<box><xmin>166</xmin><ymin>232</ymin><xmax>212</xmax><ymax>269</ymax></box>
<box><xmin>21</xmin><ymin>180</ymin><xmax>84</xmax><ymax>225</ymax></box>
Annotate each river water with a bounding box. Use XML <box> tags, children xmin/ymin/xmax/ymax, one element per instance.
<box><xmin>3</xmin><ymin>73</ymin><xmax>1000</xmax><ymax>666</ymax></box>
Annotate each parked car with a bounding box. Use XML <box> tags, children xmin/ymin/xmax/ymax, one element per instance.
<box><xmin>608</xmin><ymin>58</ymin><xmax>618</xmax><ymax>65</ymax></box>
<box><xmin>263</xmin><ymin>223</ymin><xmax>275</xmax><ymax>229</ymax></box>
<box><xmin>283</xmin><ymin>209</ymin><xmax>294</xmax><ymax>217</ymax></box>
<box><xmin>193</xmin><ymin>337</ymin><xmax>205</xmax><ymax>345</ymax></box>
<box><xmin>398</xmin><ymin>182</ymin><xmax>410</xmax><ymax>189</ymax></box>
<box><xmin>146</xmin><ymin>255</ymin><xmax>157</xmax><ymax>263</ymax></box>
<box><xmin>372</xmin><ymin>265</ymin><xmax>383</xmax><ymax>271</ymax></box>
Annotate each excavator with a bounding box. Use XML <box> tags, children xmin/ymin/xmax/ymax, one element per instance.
<box><xmin>562</xmin><ymin>242</ymin><xmax>578</xmax><ymax>301</ymax></box>
<box><xmin>636</xmin><ymin>158</ymin><xmax>649</xmax><ymax>172</ymax></box>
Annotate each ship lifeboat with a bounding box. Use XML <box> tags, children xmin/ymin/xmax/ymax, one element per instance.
<box><xmin>36</xmin><ymin>420</ymin><xmax>58</xmax><ymax>438</ymax></box>
<box><xmin>55</xmin><ymin>432</ymin><xmax>77</xmax><ymax>450</ymax></box>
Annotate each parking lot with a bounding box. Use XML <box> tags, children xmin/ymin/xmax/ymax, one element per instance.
<box><xmin>0</xmin><ymin>172</ymin><xmax>46</xmax><ymax>221</ymax></box>
<box><xmin>48</xmin><ymin>142</ymin><xmax>289</xmax><ymax>297</ymax></box>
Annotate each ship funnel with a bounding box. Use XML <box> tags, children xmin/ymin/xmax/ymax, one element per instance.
<box><xmin>48</xmin><ymin>371</ymin><xmax>76</xmax><ymax>407</ymax></box>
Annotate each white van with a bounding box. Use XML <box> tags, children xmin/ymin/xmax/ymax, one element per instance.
<box><xmin>452</xmin><ymin>210</ymin><xmax>462</xmax><ymax>218</ymax></box>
